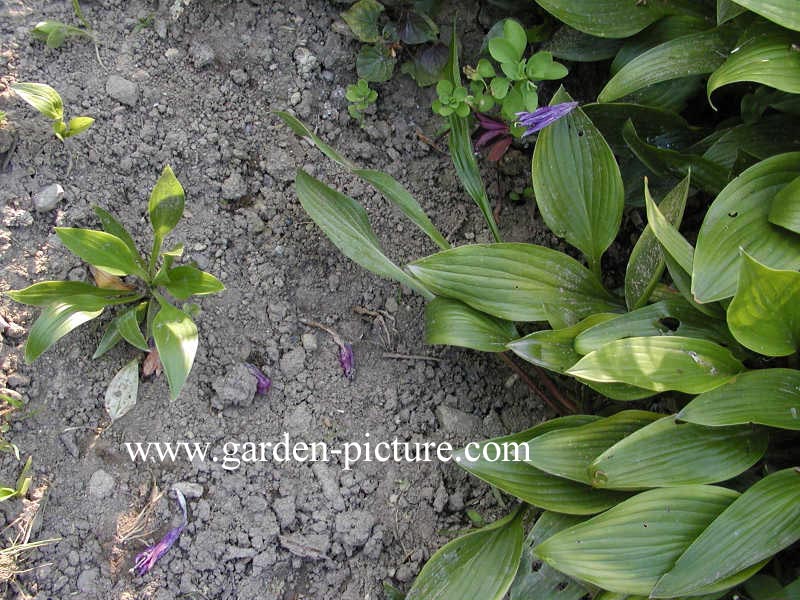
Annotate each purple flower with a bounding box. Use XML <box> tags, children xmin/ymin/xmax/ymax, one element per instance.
<box><xmin>338</xmin><ymin>343</ymin><xmax>355</xmax><ymax>380</ymax></box>
<box><xmin>246</xmin><ymin>363</ymin><xmax>271</xmax><ymax>394</ymax></box>
<box><xmin>133</xmin><ymin>489</ymin><xmax>187</xmax><ymax>576</ymax></box>
<box><xmin>516</xmin><ymin>102</ymin><xmax>579</xmax><ymax>137</ymax></box>
<box><xmin>473</xmin><ymin>113</ymin><xmax>513</xmax><ymax>162</ymax></box>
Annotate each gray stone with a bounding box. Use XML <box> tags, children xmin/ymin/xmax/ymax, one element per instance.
<box><xmin>221</xmin><ymin>171</ymin><xmax>247</xmax><ymax>200</ymax></box>
<box><xmin>106</xmin><ymin>75</ymin><xmax>139</xmax><ymax>107</ymax></box>
<box><xmin>76</xmin><ymin>567</ymin><xmax>100</xmax><ymax>594</ymax></box>
<box><xmin>436</xmin><ymin>405</ymin><xmax>481</xmax><ymax>438</ymax></box>
<box><xmin>293</xmin><ymin>47</ymin><xmax>318</xmax><ymax>76</ymax></box>
<box><xmin>173</xmin><ymin>481</ymin><xmax>203</xmax><ymax>499</ymax></box>
<box><xmin>313</xmin><ymin>462</ymin><xmax>345</xmax><ymax>512</ymax></box>
<box><xmin>190</xmin><ymin>42</ymin><xmax>215</xmax><ymax>68</ymax></box>
<box><xmin>33</xmin><ymin>183</ymin><xmax>64</xmax><ymax>212</ymax></box>
<box><xmin>301</xmin><ymin>333</ymin><xmax>318</xmax><ymax>351</ymax></box>
<box><xmin>279</xmin><ymin>347</ymin><xmax>306</xmax><ymax>378</ymax></box>
<box><xmin>211</xmin><ymin>362</ymin><xmax>258</xmax><ymax>409</ymax></box>
<box><xmin>230</xmin><ymin>69</ymin><xmax>249</xmax><ymax>85</ymax></box>
<box><xmin>284</xmin><ymin>404</ymin><xmax>311</xmax><ymax>436</ymax></box>
<box><xmin>88</xmin><ymin>469</ymin><xmax>114</xmax><ymax>499</ymax></box>
<box><xmin>335</xmin><ymin>510</ymin><xmax>375</xmax><ymax>549</ymax></box>
<box><xmin>273</xmin><ymin>495</ymin><xmax>296</xmax><ymax>529</ymax></box>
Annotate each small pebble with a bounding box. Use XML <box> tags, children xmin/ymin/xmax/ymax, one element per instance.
<box><xmin>33</xmin><ymin>183</ymin><xmax>64</xmax><ymax>212</ymax></box>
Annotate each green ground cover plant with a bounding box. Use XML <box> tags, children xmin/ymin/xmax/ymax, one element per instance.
<box><xmin>285</xmin><ymin>0</ymin><xmax>800</xmax><ymax>597</ymax></box>
<box><xmin>10</xmin><ymin>82</ymin><xmax>94</xmax><ymax>141</ymax></box>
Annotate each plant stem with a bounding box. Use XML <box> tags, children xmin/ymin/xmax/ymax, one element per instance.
<box><xmin>499</xmin><ymin>352</ymin><xmax>577</xmax><ymax>415</ymax></box>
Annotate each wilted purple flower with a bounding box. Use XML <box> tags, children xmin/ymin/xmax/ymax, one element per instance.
<box><xmin>516</xmin><ymin>102</ymin><xmax>579</xmax><ymax>137</ymax></box>
<box><xmin>246</xmin><ymin>363</ymin><xmax>272</xmax><ymax>394</ymax></box>
<box><xmin>133</xmin><ymin>489</ymin><xmax>187</xmax><ymax>576</ymax></box>
<box><xmin>338</xmin><ymin>343</ymin><xmax>355</xmax><ymax>380</ymax></box>
<box><xmin>473</xmin><ymin>113</ymin><xmax>513</xmax><ymax>162</ymax></box>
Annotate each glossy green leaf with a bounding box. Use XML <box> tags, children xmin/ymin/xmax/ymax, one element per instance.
<box><xmin>625</xmin><ymin>175</ymin><xmax>690</xmax><ymax>309</ymax></box>
<box><xmin>66</xmin><ymin>116</ymin><xmax>94</xmax><ymax>137</ymax></box>
<box><xmin>448</xmin><ymin>114</ymin><xmax>501</xmax><ymax>242</ymax></box>
<box><xmin>7</xmin><ymin>281</ymin><xmax>133</xmax><ymax>306</ymax></box>
<box><xmin>406</xmin><ymin>508</ymin><xmax>524</xmax><ymax>600</ymax></box>
<box><xmin>152</xmin><ymin>301</ymin><xmax>198</xmax><ymax>400</ymax></box>
<box><xmin>590</xmin><ymin>416</ymin><xmax>768</xmax><ymax>490</ymax></box>
<box><xmin>510</xmin><ymin>512</ymin><xmax>592</xmax><ymax>600</ymax></box>
<box><xmin>567</xmin><ymin>336</ymin><xmax>744</xmax><ymax>393</ymax></box>
<box><xmin>406</xmin><ymin>243</ymin><xmax>620</xmax><ymax>325</ymax></box>
<box><xmin>717</xmin><ymin>0</ymin><xmax>746</xmax><ymax>24</ymax></box>
<box><xmin>678</xmin><ymin>368</ymin><xmax>800</xmax><ymax>430</ymax></box>
<box><xmin>92</xmin><ymin>206</ymin><xmax>145</xmax><ymax>268</ymax></box>
<box><xmin>728</xmin><ymin>0</ymin><xmax>800</xmax><ymax>31</ymax></box>
<box><xmin>727</xmin><ymin>253</ymin><xmax>800</xmax><ymax>356</ymax></box>
<box><xmin>768</xmin><ymin>174</ymin><xmax>800</xmax><ymax>234</ymax></box>
<box><xmin>148</xmin><ymin>165</ymin><xmax>185</xmax><ymax>241</ymax></box>
<box><xmin>653</xmin><ymin>469</ymin><xmax>800</xmax><ymax>597</ymax></box>
<box><xmin>533</xmin><ymin>0</ymin><xmax>709</xmax><ymax>38</ymax></box>
<box><xmin>532</xmin><ymin>87</ymin><xmax>623</xmax><ymax>272</ymax></box>
<box><xmin>116</xmin><ymin>304</ymin><xmax>149</xmax><ymax>351</ymax></box>
<box><xmin>11</xmin><ymin>82</ymin><xmax>63</xmax><ymax>120</ymax></box>
<box><xmin>161</xmin><ymin>266</ymin><xmax>225</xmax><ymax>301</ymax></box>
<box><xmin>397</xmin><ymin>11</ymin><xmax>438</xmax><ymax>45</ymax></box>
<box><xmin>93</xmin><ymin>302</ymin><xmax>148</xmax><ymax>359</ymax></box>
<box><xmin>277</xmin><ymin>111</ymin><xmax>450</xmax><ymax>250</ymax></box>
<box><xmin>525</xmin><ymin>410</ymin><xmax>661</xmax><ymax>484</ymax></box>
<box><xmin>455</xmin><ymin>416</ymin><xmax>632</xmax><ymax>515</ymax></box>
<box><xmin>623</xmin><ymin>120</ymin><xmax>728</xmax><ymax>196</ymax></box>
<box><xmin>643</xmin><ymin>177</ymin><xmax>696</xmax><ymax>274</ymax></box>
<box><xmin>693</xmin><ymin>152</ymin><xmax>800</xmax><ymax>303</ymax></box>
<box><xmin>425</xmin><ymin>297</ymin><xmax>518</xmax><ymax>353</ymax></box>
<box><xmin>356</xmin><ymin>44</ymin><xmax>396</xmax><ymax>82</ymax></box>
<box><xmin>599</xmin><ymin>29</ymin><xmax>731</xmax><ymax>103</ymax></box>
<box><xmin>709</xmin><ymin>23</ymin><xmax>800</xmax><ymax>107</ymax></box>
<box><xmin>702</xmin><ymin>115</ymin><xmax>800</xmax><ymax>171</ymax></box>
<box><xmin>535</xmin><ymin>486</ymin><xmax>740</xmax><ymax>596</ymax></box>
<box><xmin>55</xmin><ymin>228</ymin><xmax>146</xmax><ymax>278</ymax></box>
<box><xmin>574</xmin><ymin>297</ymin><xmax>735</xmax><ymax>355</ymax></box>
<box><xmin>508</xmin><ymin>313</ymin><xmax>618</xmax><ymax>373</ymax></box>
<box><xmin>24</xmin><ymin>296</ymin><xmax>106</xmax><ymax>362</ymax></box>
<box><xmin>295</xmin><ymin>169</ymin><xmax>432</xmax><ymax>299</ymax></box>
<box><xmin>341</xmin><ymin>0</ymin><xmax>384</xmax><ymax>43</ymax></box>
<box><xmin>543</xmin><ymin>26</ymin><xmax>624</xmax><ymax>62</ymax></box>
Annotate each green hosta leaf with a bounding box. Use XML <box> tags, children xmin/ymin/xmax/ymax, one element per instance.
<box><xmin>693</xmin><ymin>152</ymin><xmax>800</xmax><ymax>303</ymax></box>
<box><xmin>727</xmin><ymin>253</ymin><xmax>800</xmax><ymax>356</ymax></box>
<box><xmin>93</xmin><ymin>206</ymin><xmax>145</xmax><ymax>268</ymax></box>
<box><xmin>24</xmin><ymin>296</ymin><xmax>106</xmax><ymax>362</ymax></box>
<box><xmin>406</xmin><ymin>508</ymin><xmax>524</xmax><ymax>600</ymax></box>
<box><xmin>625</xmin><ymin>174</ymin><xmax>690</xmax><ymax>309</ymax></box>
<box><xmin>533</xmin><ymin>0</ymin><xmax>709</xmax><ymax>38</ymax></box>
<box><xmin>728</xmin><ymin>0</ymin><xmax>800</xmax><ymax>32</ymax></box>
<box><xmin>104</xmin><ymin>358</ymin><xmax>139</xmax><ymax>422</ymax></box>
<box><xmin>152</xmin><ymin>301</ymin><xmax>198</xmax><ymax>400</ymax></box>
<box><xmin>295</xmin><ymin>170</ymin><xmax>432</xmax><ymax>299</ymax></box>
<box><xmin>161</xmin><ymin>266</ymin><xmax>225</xmax><ymax>301</ymax></box>
<box><xmin>55</xmin><ymin>228</ymin><xmax>146</xmax><ymax>278</ymax></box>
<box><xmin>116</xmin><ymin>303</ymin><xmax>149</xmax><ymax>351</ymax></box>
<box><xmin>643</xmin><ymin>177</ymin><xmax>696</xmax><ymax>273</ymax></box>
<box><xmin>717</xmin><ymin>0</ymin><xmax>746</xmax><ymax>24</ymax></box>
<box><xmin>768</xmin><ymin>174</ymin><xmax>800</xmax><ymax>234</ymax></box>
<box><xmin>356</xmin><ymin>44</ymin><xmax>396</xmax><ymax>82</ymax></box>
<box><xmin>599</xmin><ymin>28</ymin><xmax>731</xmax><ymax>103</ymax></box>
<box><xmin>7</xmin><ymin>281</ymin><xmax>133</xmax><ymax>306</ymax></box>
<box><xmin>543</xmin><ymin>26</ymin><xmax>624</xmax><ymax>62</ymax></box>
<box><xmin>448</xmin><ymin>114</ymin><xmax>501</xmax><ymax>242</ymax></box>
<box><xmin>535</xmin><ymin>485</ymin><xmax>740</xmax><ymax>596</ymax></box>
<box><xmin>455</xmin><ymin>415</ymin><xmax>632</xmax><ymax>515</ymax></box>
<box><xmin>93</xmin><ymin>302</ymin><xmax>148</xmax><ymax>359</ymax></box>
<box><xmin>510</xmin><ymin>512</ymin><xmax>592</xmax><ymax>600</ymax></box>
<box><xmin>653</xmin><ymin>469</ymin><xmax>800</xmax><ymax>597</ymax></box>
<box><xmin>702</xmin><ymin>115</ymin><xmax>800</xmax><ymax>171</ymax></box>
<box><xmin>678</xmin><ymin>368</ymin><xmax>800</xmax><ymax>430</ymax></box>
<box><xmin>590</xmin><ymin>416</ymin><xmax>768</xmax><ymax>490</ymax></box>
<box><xmin>525</xmin><ymin>410</ymin><xmax>661</xmax><ymax>484</ymax></box>
<box><xmin>11</xmin><ymin>82</ymin><xmax>63</xmax><ymax>120</ymax></box>
<box><xmin>623</xmin><ymin>120</ymin><xmax>728</xmax><ymax>196</ymax></box>
<box><xmin>148</xmin><ymin>165</ymin><xmax>185</xmax><ymax>242</ymax></box>
<box><xmin>407</xmin><ymin>243</ymin><xmax>620</xmax><ymax>326</ymax></box>
<box><xmin>508</xmin><ymin>313</ymin><xmax>618</xmax><ymax>373</ymax></box>
<box><xmin>567</xmin><ymin>336</ymin><xmax>744</xmax><ymax>393</ymax></box>
<box><xmin>574</xmin><ymin>297</ymin><xmax>735</xmax><ymax>355</ymax></box>
<box><xmin>532</xmin><ymin>87</ymin><xmax>623</xmax><ymax>272</ymax></box>
<box><xmin>708</xmin><ymin>23</ymin><xmax>800</xmax><ymax>106</ymax></box>
<box><xmin>341</xmin><ymin>0</ymin><xmax>384</xmax><ymax>43</ymax></box>
<box><xmin>277</xmin><ymin>111</ymin><xmax>449</xmax><ymax>250</ymax></box>
<box><xmin>65</xmin><ymin>116</ymin><xmax>94</xmax><ymax>137</ymax></box>
<box><xmin>425</xmin><ymin>297</ymin><xmax>518</xmax><ymax>353</ymax></box>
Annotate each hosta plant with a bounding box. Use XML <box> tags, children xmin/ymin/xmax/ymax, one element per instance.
<box><xmin>7</xmin><ymin>166</ymin><xmax>224</xmax><ymax>400</ymax></box>
<box><xmin>11</xmin><ymin>82</ymin><xmax>94</xmax><ymax>141</ymax></box>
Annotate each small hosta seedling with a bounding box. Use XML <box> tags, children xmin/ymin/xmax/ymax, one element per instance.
<box><xmin>11</xmin><ymin>82</ymin><xmax>94</xmax><ymax>141</ymax></box>
<box><xmin>31</xmin><ymin>0</ymin><xmax>93</xmax><ymax>48</ymax></box>
<box><xmin>345</xmin><ymin>79</ymin><xmax>378</xmax><ymax>122</ymax></box>
<box><xmin>8</xmin><ymin>166</ymin><xmax>225</xmax><ymax>400</ymax></box>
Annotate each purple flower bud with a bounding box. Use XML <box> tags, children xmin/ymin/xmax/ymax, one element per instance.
<box><xmin>516</xmin><ymin>102</ymin><xmax>579</xmax><ymax>137</ymax></box>
<box><xmin>338</xmin><ymin>343</ymin><xmax>355</xmax><ymax>380</ymax></box>
<box><xmin>133</xmin><ymin>490</ymin><xmax>187</xmax><ymax>576</ymax></box>
<box><xmin>245</xmin><ymin>363</ymin><xmax>271</xmax><ymax>394</ymax></box>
